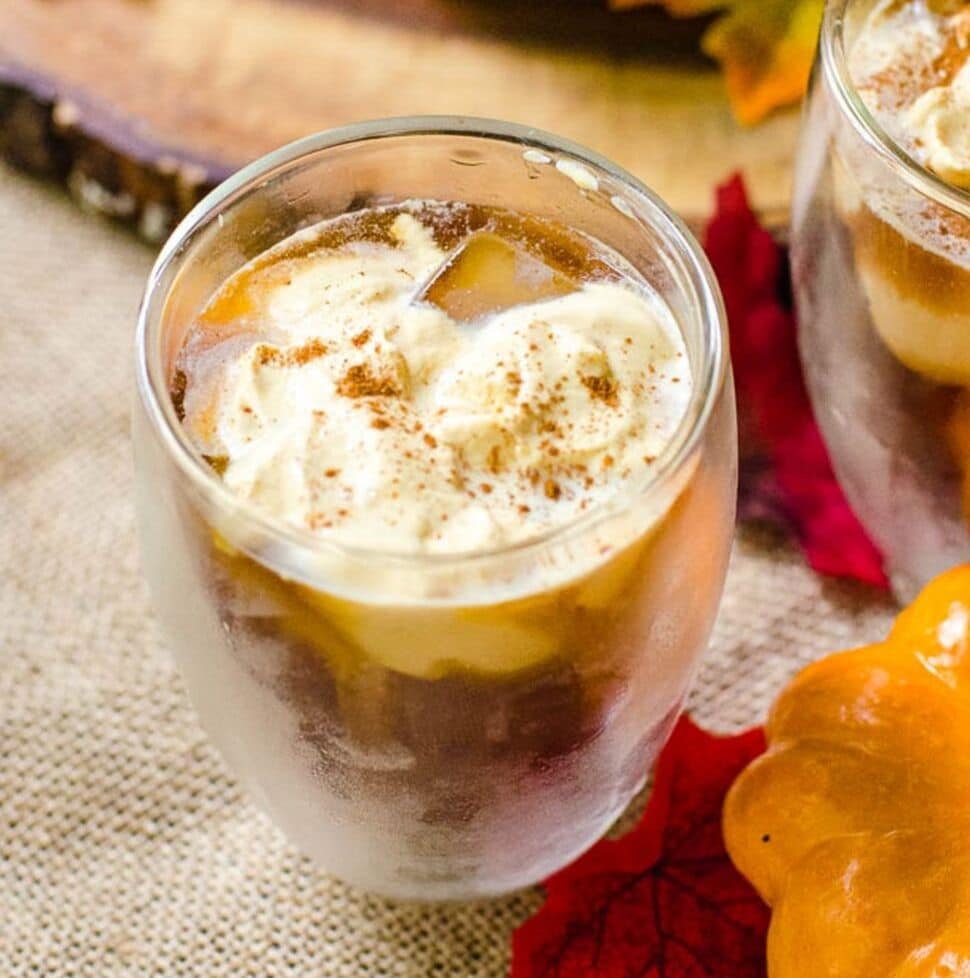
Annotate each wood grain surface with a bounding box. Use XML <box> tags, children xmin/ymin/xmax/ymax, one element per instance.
<box><xmin>0</xmin><ymin>0</ymin><xmax>799</xmax><ymax>239</ymax></box>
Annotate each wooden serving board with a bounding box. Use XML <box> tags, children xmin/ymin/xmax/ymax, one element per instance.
<box><xmin>0</xmin><ymin>0</ymin><xmax>798</xmax><ymax>240</ymax></box>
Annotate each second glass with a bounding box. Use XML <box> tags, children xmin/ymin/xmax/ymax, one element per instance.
<box><xmin>793</xmin><ymin>0</ymin><xmax>970</xmax><ymax>598</ymax></box>
<box><xmin>133</xmin><ymin>118</ymin><xmax>736</xmax><ymax>900</ymax></box>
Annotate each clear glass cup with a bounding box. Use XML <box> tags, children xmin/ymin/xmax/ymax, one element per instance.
<box><xmin>133</xmin><ymin>117</ymin><xmax>737</xmax><ymax>900</ymax></box>
<box><xmin>793</xmin><ymin>0</ymin><xmax>970</xmax><ymax>599</ymax></box>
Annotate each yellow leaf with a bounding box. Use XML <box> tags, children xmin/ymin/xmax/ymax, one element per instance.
<box><xmin>703</xmin><ymin>0</ymin><xmax>824</xmax><ymax>125</ymax></box>
<box><xmin>624</xmin><ymin>0</ymin><xmax>824</xmax><ymax>124</ymax></box>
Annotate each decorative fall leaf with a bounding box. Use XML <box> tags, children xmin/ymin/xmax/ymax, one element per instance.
<box><xmin>611</xmin><ymin>0</ymin><xmax>824</xmax><ymax>124</ymax></box>
<box><xmin>509</xmin><ymin>716</ymin><xmax>769</xmax><ymax>978</ymax></box>
<box><xmin>703</xmin><ymin>0</ymin><xmax>824</xmax><ymax>125</ymax></box>
<box><xmin>705</xmin><ymin>175</ymin><xmax>889</xmax><ymax>590</ymax></box>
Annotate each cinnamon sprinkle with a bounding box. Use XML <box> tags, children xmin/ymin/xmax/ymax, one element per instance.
<box><xmin>932</xmin><ymin>10</ymin><xmax>970</xmax><ymax>85</ymax></box>
<box><xmin>336</xmin><ymin>363</ymin><xmax>402</xmax><ymax>398</ymax></box>
<box><xmin>351</xmin><ymin>328</ymin><xmax>372</xmax><ymax>348</ymax></box>
<box><xmin>256</xmin><ymin>338</ymin><xmax>329</xmax><ymax>368</ymax></box>
<box><xmin>581</xmin><ymin>373</ymin><xmax>619</xmax><ymax>408</ymax></box>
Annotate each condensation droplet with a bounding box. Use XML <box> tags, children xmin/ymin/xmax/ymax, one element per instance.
<box><xmin>611</xmin><ymin>195</ymin><xmax>635</xmax><ymax>219</ymax></box>
<box><xmin>555</xmin><ymin>159</ymin><xmax>599</xmax><ymax>193</ymax></box>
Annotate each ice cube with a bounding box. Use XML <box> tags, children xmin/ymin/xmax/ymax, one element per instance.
<box><xmin>417</xmin><ymin>231</ymin><xmax>577</xmax><ymax>322</ymax></box>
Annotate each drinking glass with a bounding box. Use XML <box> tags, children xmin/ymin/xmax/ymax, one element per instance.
<box><xmin>793</xmin><ymin>0</ymin><xmax>970</xmax><ymax>599</ymax></box>
<box><xmin>133</xmin><ymin>117</ymin><xmax>737</xmax><ymax>899</ymax></box>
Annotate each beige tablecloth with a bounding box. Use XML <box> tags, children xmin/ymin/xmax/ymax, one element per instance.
<box><xmin>0</xmin><ymin>162</ymin><xmax>897</xmax><ymax>977</ymax></box>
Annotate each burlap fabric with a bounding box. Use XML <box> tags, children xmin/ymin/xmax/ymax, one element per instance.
<box><xmin>0</xmin><ymin>161</ymin><xmax>898</xmax><ymax>977</ymax></box>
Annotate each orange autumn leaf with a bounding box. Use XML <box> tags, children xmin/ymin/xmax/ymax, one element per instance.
<box><xmin>704</xmin><ymin>0</ymin><xmax>824</xmax><ymax>124</ymax></box>
<box><xmin>613</xmin><ymin>0</ymin><xmax>825</xmax><ymax>124</ymax></box>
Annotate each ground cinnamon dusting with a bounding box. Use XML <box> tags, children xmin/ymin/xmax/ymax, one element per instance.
<box><xmin>581</xmin><ymin>373</ymin><xmax>619</xmax><ymax>407</ymax></box>
<box><xmin>256</xmin><ymin>338</ymin><xmax>329</xmax><ymax>368</ymax></box>
<box><xmin>336</xmin><ymin>363</ymin><xmax>402</xmax><ymax>398</ymax></box>
<box><xmin>932</xmin><ymin>12</ymin><xmax>970</xmax><ymax>84</ymax></box>
<box><xmin>351</xmin><ymin>328</ymin><xmax>372</xmax><ymax>348</ymax></box>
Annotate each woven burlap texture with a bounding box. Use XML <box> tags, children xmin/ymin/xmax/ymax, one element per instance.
<box><xmin>0</xmin><ymin>162</ymin><xmax>898</xmax><ymax>977</ymax></box>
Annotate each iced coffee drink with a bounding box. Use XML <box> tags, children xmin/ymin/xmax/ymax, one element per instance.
<box><xmin>134</xmin><ymin>121</ymin><xmax>736</xmax><ymax>899</ymax></box>
<box><xmin>794</xmin><ymin>0</ymin><xmax>970</xmax><ymax>595</ymax></box>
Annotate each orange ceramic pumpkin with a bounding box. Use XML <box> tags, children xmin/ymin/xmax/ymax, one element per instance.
<box><xmin>724</xmin><ymin>565</ymin><xmax>970</xmax><ymax>978</ymax></box>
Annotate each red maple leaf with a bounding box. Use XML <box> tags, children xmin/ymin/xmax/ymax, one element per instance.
<box><xmin>705</xmin><ymin>175</ymin><xmax>889</xmax><ymax>590</ymax></box>
<box><xmin>509</xmin><ymin>716</ymin><xmax>768</xmax><ymax>978</ymax></box>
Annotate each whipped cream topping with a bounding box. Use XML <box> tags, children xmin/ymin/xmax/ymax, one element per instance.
<box><xmin>906</xmin><ymin>58</ymin><xmax>970</xmax><ymax>185</ymax></box>
<box><xmin>850</xmin><ymin>0</ymin><xmax>970</xmax><ymax>187</ymax></box>
<box><xmin>178</xmin><ymin>207</ymin><xmax>692</xmax><ymax>555</ymax></box>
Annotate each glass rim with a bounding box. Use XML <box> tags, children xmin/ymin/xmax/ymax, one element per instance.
<box><xmin>820</xmin><ymin>0</ymin><xmax>970</xmax><ymax>217</ymax></box>
<box><xmin>134</xmin><ymin>115</ymin><xmax>729</xmax><ymax>569</ymax></box>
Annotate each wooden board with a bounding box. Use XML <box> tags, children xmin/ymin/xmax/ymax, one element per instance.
<box><xmin>0</xmin><ymin>0</ymin><xmax>798</xmax><ymax>240</ymax></box>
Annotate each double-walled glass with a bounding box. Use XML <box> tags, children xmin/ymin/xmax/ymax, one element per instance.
<box><xmin>793</xmin><ymin>0</ymin><xmax>970</xmax><ymax>599</ymax></box>
<box><xmin>133</xmin><ymin>118</ymin><xmax>736</xmax><ymax>900</ymax></box>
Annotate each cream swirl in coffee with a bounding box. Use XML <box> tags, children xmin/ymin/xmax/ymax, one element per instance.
<box><xmin>176</xmin><ymin>204</ymin><xmax>692</xmax><ymax>554</ymax></box>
